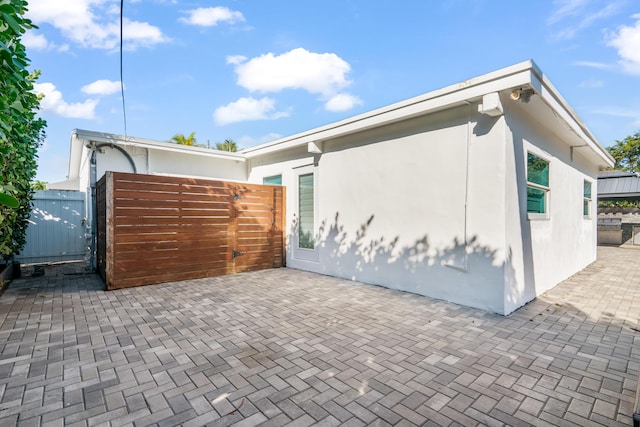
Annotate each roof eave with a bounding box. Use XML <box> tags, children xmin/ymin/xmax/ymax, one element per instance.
<box><xmin>72</xmin><ymin>129</ymin><xmax>246</xmax><ymax>162</ymax></box>
<box><xmin>241</xmin><ymin>60</ymin><xmax>614</xmax><ymax>169</ymax></box>
<box><xmin>241</xmin><ymin>60</ymin><xmax>541</xmax><ymax>158</ymax></box>
<box><xmin>530</xmin><ymin>68</ymin><xmax>615</xmax><ymax>168</ymax></box>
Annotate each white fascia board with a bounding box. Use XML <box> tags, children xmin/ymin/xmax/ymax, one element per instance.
<box><xmin>72</xmin><ymin>129</ymin><xmax>246</xmax><ymax>162</ymax></box>
<box><xmin>529</xmin><ymin>69</ymin><xmax>615</xmax><ymax>167</ymax></box>
<box><xmin>67</xmin><ymin>130</ymin><xmax>84</xmax><ymax>180</ymax></box>
<box><xmin>241</xmin><ymin>61</ymin><xmax>538</xmax><ymax>158</ymax></box>
<box><xmin>47</xmin><ymin>177</ymin><xmax>80</xmax><ymax>191</ymax></box>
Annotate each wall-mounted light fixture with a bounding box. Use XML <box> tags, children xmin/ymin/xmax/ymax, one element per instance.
<box><xmin>510</xmin><ymin>88</ymin><xmax>535</xmax><ymax>103</ymax></box>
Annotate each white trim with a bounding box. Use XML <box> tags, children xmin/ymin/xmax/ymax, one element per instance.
<box><xmin>583</xmin><ymin>179</ymin><xmax>593</xmax><ymax>219</ymax></box>
<box><xmin>73</xmin><ymin>129</ymin><xmax>246</xmax><ymax>162</ymax></box>
<box><xmin>293</xmin><ymin>165</ymin><xmax>319</xmax><ymax>262</ymax></box>
<box><xmin>526</xmin><ymin>150</ymin><xmax>551</xmax><ymax>219</ymax></box>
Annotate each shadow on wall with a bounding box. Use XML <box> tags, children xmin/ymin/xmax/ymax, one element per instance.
<box><xmin>18</xmin><ymin>197</ymin><xmax>87</xmax><ymax>263</ymax></box>
<box><xmin>288</xmin><ymin>212</ymin><xmax>520</xmax><ymax>314</ymax></box>
<box><xmin>28</xmin><ymin>206</ymin><xmax>83</xmax><ymax>230</ymax></box>
<box><xmin>504</xmin><ymin>114</ymin><xmax>536</xmax><ymax>306</ymax></box>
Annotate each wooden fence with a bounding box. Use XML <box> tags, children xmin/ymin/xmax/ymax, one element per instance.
<box><xmin>96</xmin><ymin>172</ymin><xmax>285</xmax><ymax>290</ymax></box>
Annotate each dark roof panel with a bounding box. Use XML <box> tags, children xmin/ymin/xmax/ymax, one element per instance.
<box><xmin>598</xmin><ymin>170</ymin><xmax>637</xmax><ymax>179</ymax></box>
<box><xmin>598</xmin><ymin>174</ymin><xmax>640</xmax><ymax>198</ymax></box>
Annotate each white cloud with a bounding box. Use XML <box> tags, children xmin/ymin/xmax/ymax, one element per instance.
<box><xmin>34</xmin><ymin>82</ymin><xmax>98</xmax><ymax>119</ymax></box>
<box><xmin>237</xmin><ymin>133</ymin><xmax>283</xmax><ymax>149</ymax></box>
<box><xmin>578</xmin><ymin>79</ymin><xmax>604</xmax><ymax>88</ymax></box>
<box><xmin>547</xmin><ymin>0</ymin><xmax>588</xmax><ymax>25</ymax></box>
<box><xmin>179</xmin><ymin>7</ymin><xmax>245</xmax><ymax>27</ymax></box>
<box><xmin>226</xmin><ymin>55</ymin><xmax>247</xmax><ymax>65</ymax></box>
<box><xmin>120</xmin><ymin>19</ymin><xmax>168</xmax><ymax>50</ymax></box>
<box><xmin>325</xmin><ymin>93</ymin><xmax>362</xmax><ymax>112</ymax></box>
<box><xmin>547</xmin><ymin>0</ymin><xmax>622</xmax><ymax>40</ymax></box>
<box><xmin>593</xmin><ymin>106</ymin><xmax>640</xmax><ymax>118</ymax></box>
<box><xmin>232</xmin><ymin>48</ymin><xmax>352</xmax><ymax>97</ymax></box>
<box><xmin>608</xmin><ymin>15</ymin><xmax>640</xmax><ymax>75</ymax></box>
<box><xmin>592</xmin><ymin>106</ymin><xmax>640</xmax><ymax>127</ymax></box>
<box><xmin>213</xmin><ymin>97</ymin><xmax>289</xmax><ymax>125</ymax></box>
<box><xmin>22</xmin><ymin>32</ymin><xmax>49</xmax><ymax>50</ymax></box>
<box><xmin>81</xmin><ymin>79</ymin><xmax>122</xmax><ymax>95</ymax></box>
<box><xmin>572</xmin><ymin>60</ymin><xmax>613</xmax><ymax>70</ymax></box>
<box><xmin>22</xmin><ymin>32</ymin><xmax>69</xmax><ymax>51</ymax></box>
<box><xmin>26</xmin><ymin>0</ymin><xmax>169</xmax><ymax>51</ymax></box>
<box><xmin>229</xmin><ymin>48</ymin><xmax>360</xmax><ymax>112</ymax></box>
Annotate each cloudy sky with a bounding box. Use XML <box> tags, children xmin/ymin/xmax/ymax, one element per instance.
<box><xmin>24</xmin><ymin>0</ymin><xmax>640</xmax><ymax>183</ymax></box>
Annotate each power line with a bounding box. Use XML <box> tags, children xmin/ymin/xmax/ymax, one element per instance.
<box><xmin>120</xmin><ymin>0</ymin><xmax>127</xmax><ymax>137</ymax></box>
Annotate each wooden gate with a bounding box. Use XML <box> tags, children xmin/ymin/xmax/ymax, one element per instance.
<box><xmin>96</xmin><ymin>172</ymin><xmax>285</xmax><ymax>290</ymax></box>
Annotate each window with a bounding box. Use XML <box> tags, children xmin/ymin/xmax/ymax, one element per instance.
<box><xmin>583</xmin><ymin>180</ymin><xmax>592</xmax><ymax>217</ymax></box>
<box><xmin>263</xmin><ymin>175</ymin><xmax>282</xmax><ymax>186</ymax></box>
<box><xmin>527</xmin><ymin>153</ymin><xmax>549</xmax><ymax>214</ymax></box>
<box><xmin>298</xmin><ymin>173</ymin><xmax>314</xmax><ymax>249</ymax></box>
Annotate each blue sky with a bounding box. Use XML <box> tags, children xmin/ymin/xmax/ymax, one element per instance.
<box><xmin>24</xmin><ymin>0</ymin><xmax>640</xmax><ymax>184</ymax></box>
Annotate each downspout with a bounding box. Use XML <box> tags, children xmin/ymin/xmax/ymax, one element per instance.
<box><xmin>96</xmin><ymin>143</ymin><xmax>137</xmax><ymax>173</ymax></box>
<box><xmin>462</xmin><ymin>102</ymin><xmax>472</xmax><ymax>270</ymax></box>
<box><xmin>87</xmin><ymin>142</ymin><xmax>137</xmax><ymax>272</ymax></box>
<box><xmin>88</xmin><ymin>143</ymin><xmax>97</xmax><ymax>272</ymax></box>
<box><xmin>443</xmin><ymin>102</ymin><xmax>472</xmax><ymax>272</ymax></box>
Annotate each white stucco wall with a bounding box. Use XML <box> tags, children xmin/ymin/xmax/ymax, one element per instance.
<box><xmin>85</xmin><ymin>144</ymin><xmax>247</xmax><ymax>184</ymax></box>
<box><xmin>249</xmin><ymin>104</ymin><xmax>513</xmax><ymax>314</ymax></box>
<box><xmin>502</xmin><ymin>96</ymin><xmax>598</xmax><ymax>314</ymax></box>
<box><xmin>149</xmin><ymin>150</ymin><xmax>247</xmax><ymax>182</ymax></box>
<box><xmin>248</xmin><ymin>96</ymin><xmax>602</xmax><ymax>315</ymax></box>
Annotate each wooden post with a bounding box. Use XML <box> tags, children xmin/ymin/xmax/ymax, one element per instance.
<box><xmin>105</xmin><ymin>172</ymin><xmax>115</xmax><ymax>290</ymax></box>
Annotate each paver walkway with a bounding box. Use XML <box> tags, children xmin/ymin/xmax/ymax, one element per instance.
<box><xmin>0</xmin><ymin>246</ymin><xmax>638</xmax><ymax>427</ymax></box>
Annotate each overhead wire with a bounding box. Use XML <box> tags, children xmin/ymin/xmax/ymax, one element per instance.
<box><xmin>120</xmin><ymin>0</ymin><xmax>128</xmax><ymax>137</ymax></box>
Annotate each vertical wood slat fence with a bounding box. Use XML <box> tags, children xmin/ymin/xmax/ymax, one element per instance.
<box><xmin>96</xmin><ymin>172</ymin><xmax>285</xmax><ymax>290</ymax></box>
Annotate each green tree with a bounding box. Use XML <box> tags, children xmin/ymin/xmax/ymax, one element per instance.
<box><xmin>215</xmin><ymin>139</ymin><xmax>238</xmax><ymax>152</ymax></box>
<box><xmin>0</xmin><ymin>0</ymin><xmax>47</xmax><ymax>256</ymax></box>
<box><xmin>30</xmin><ymin>180</ymin><xmax>47</xmax><ymax>190</ymax></box>
<box><xmin>607</xmin><ymin>131</ymin><xmax>640</xmax><ymax>172</ymax></box>
<box><xmin>170</xmin><ymin>132</ymin><xmax>197</xmax><ymax>146</ymax></box>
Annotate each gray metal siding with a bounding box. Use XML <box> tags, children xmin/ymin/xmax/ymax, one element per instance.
<box><xmin>598</xmin><ymin>176</ymin><xmax>640</xmax><ymax>198</ymax></box>
<box><xmin>18</xmin><ymin>190</ymin><xmax>87</xmax><ymax>264</ymax></box>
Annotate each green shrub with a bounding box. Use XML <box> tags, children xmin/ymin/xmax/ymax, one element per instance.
<box><xmin>598</xmin><ymin>200</ymin><xmax>640</xmax><ymax>209</ymax></box>
<box><xmin>0</xmin><ymin>0</ymin><xmax>47</xmax><ymax>257</ymax></box>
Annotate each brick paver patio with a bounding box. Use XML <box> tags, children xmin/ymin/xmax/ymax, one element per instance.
<box><xmin>0</xmin><ymin>246</ymin><xmax>638</xmax><ymax>426</ymax></box>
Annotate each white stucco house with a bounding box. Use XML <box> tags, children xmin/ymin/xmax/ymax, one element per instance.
<box><xmin>51</xmin><ymin>60</ymin><xmax>614</xmax><ymax>315</ymax></box>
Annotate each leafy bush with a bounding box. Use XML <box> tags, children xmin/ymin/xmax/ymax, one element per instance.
<box><xmin>607</xmin><ymin>131</ymin><xmax>640</xmax><ymax>172</ymax></box>
<box><xmin>598</xmin><ymin>200</ymin><xmax>640</xmax><ymax>209</ymax></box>
<box><xmin>0</xmin><ymin>0</ymin><xmax>47</xmax><ymax>256</ymax></box>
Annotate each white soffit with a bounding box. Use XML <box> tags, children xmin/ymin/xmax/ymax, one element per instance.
<box><xmin>530</xmin><ymin>72</ymin><xmax>614</xmax><ymax>167</ymax></box>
